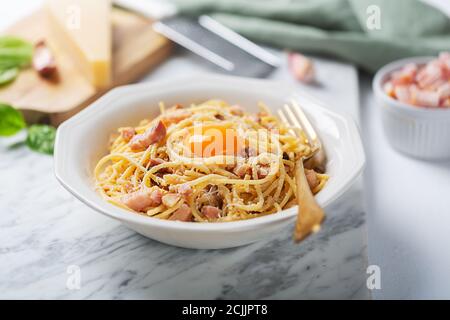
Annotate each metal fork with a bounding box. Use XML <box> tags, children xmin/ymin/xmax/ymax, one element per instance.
<box><xmin>277</xmin><ymin>99</ymin><xmax>325</xmax><ymax>242</ymax></box>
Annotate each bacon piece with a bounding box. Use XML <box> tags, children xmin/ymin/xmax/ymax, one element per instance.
<box><xmin>169</xmin><ymin>204</ymin><xmax>193</xmax><ymax>221</ymax></box>
<box><xmin>177</xmin><ymin>183</ymin><xmax>193</xmax><ymax>197</ymax></box>
<box><xmin>233</xmin><ymin>163</ymin><xmax>251</xmax><ymax>178</ymax></box>
<box><xmin>426</xmin><ymin>78</ymin><xmax>447</xmax><ymax>91</ymax></box>
<box><xmin>417</xmin><ymin>61</ymin><xmax>443</xmax><ymax>89</ymax></box>
<box><xmin>121</xmin><ymin>127</ymin><xmax>136</xmax><ymax>142</ymax></box>
<box><xmin>288</xmin><ymin>52</ymin><xmax>315</xmax><ymax>84</ymax></box>
<box><xmin>148</xmin><ymin>158</ymin><xmax>166</xmax><ymax>167</ymax></box>
<box><xmin>130</xmin><ymin>120</ymin><xmax>166</xmax><ymax>152</ymax></box>
<box><xmin>442</xmin><ymin>98</ymin><xmax>450</xmax><ymax>108</ymax></box>
<box><xmin>423</xmin><ymin>92</ymin><xmax>442</xmax><ymax>108</ymax></box>
<box><xmin>305</xmin><ymin>169</ymin><xmax>320</xmax><ymax>191</ymax></box>
<box><xmin>394</xmin><ymin>86</ymin><xmax>411</xmax><ymax>103</ymax></box>
<box><xmin>384</xmin><ymin>82</ymin><xmax>396</xmax><ymax>97</ymax></box>
<box><xmin>391</xmin><ymin>63</ymin><xmax>417</xmax><ymax>86</ymax></box>
<box><xmin>33</xmin><ymin>40</ymin><xmax>57</xmax><ymax>78</ymax></box>
<box><xmin>146</xmin><ymin>158</ymin><xmax>172</xmax><ymax>174</ymax></box>
<box><xmin>121</xmin><ymin>188</ymin><xmax>162</xmax><ymax>212</ymax></box>
<box><xmin>411</xmin><ymin>87</ymin><xmax>440</xmax><ymax>108</ymax></box>
<box><xmin>201</xmin><ymin>206</ymin><xmax>221</xmax><ymax>220</ymax></box>
<box><xmin>257</xmin><ymin>165</ymin><xmax>270</xmax><ymax>179</ymax></box>
<box><xmin>162</xmin><ymin>193</ymin><xmax>181</xmax><ymax>207</ymax></box>
<box><xmin>439</xmin><ymin>52</ymin><xmax>450</xmax><ymax>72</ymax></box>
<box><xmin>437</xmin><ymin>83</ymin><xmax>450</xmax><ymax>99</ymax></box>
<box><xmin>149</xmin><ymin>189</ymin><xmax>163</xmax><ymax>205</ymax></box>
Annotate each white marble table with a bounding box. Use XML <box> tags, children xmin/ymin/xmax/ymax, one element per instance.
<box><xmin>6</xmin><ymin>0</ymin><xmax>450</xmax><ymax>300</ymax></box>
<box><xmin>0</xmin><ymin>0</ymin><xmax>370</xmax><ymax>299</ymax></box>
<box><xmin>361</xmin><ymin>0</ymin><xmax>450</xmax><ymax>300</ymax></box>
<box><xmin>362</xmin><ymin>75</ymin><xmax>450</xmax><ymax>299</ymax></box>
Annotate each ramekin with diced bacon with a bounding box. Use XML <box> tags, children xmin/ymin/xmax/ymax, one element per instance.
<box><xmin>384</xmin><ymin>53</ymin><xmax>450</xmax><ymax>108</ymax></box>
<box><xmin>373</xmin><ymin>54</ymin><xmax>450</xmax><ymax>160</ymax></box>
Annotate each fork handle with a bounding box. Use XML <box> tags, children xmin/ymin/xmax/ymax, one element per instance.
<box><xmin>294</xmin><ymin>160</ymin><xmax>325</xmax><ymax>242</ymax></box>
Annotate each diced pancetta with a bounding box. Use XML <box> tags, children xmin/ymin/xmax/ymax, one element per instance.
<box><xmin>233</xmin><ymin>163</ymin><xmax>251</xmax><ymax>178</ymax></box>
<box><xmin>257</xmin><ymin>165</ymin><xmax>270</xmax><ymax>179</ymax></box>
<box><xmin>169</xmin><ymin>204</ymin><xmax>193</xmax><ymax>221</ymax></box>
<box><xmin>394</xmin><ymin>86</ymin><xmax>411</xmax><ymax>103</ymax></box>
<box><xmin>417</xmin><ymin>61</ymin><xmax>443</xmax><ymax>89</ymax></box>
<box><xmin>437</xmin><ymin>83</ymin><xmax>450</xmax><ymax>99</ymax></box>
<box><xmin>121</xmin><ymin>188</ymin><xmax>162</xmax><ymax>212</ymax></box>
<box><xmin>411</xmin><ymin>86</ymin><xmax>440</xmax><ymax>107</ymax></box>
<box><xmin>391</xmin><ymin>63</ymin><xmax>417</xmax><ymax>86</ymax></box>
<box><xmin>162</xmin><ymin>193</ymin><xmax>181</xmax><ymax>207</ymax></box>
<box><xmin>201</xmin><ymin>206</ymin><xmax>221</xmax><ymax>220</ymax></box>
<box><xmin>384</xmin><ymin>52</ymin><xmax>450</xmax><ymax>108</ymax></box>
<box><xmin>130</xmin><ymin>120</ymin><xmax>166</xmax><ymax>152</ymax></box>
<box><xmin>121</xmin><ymin>127</ymin><xmax>136</xmax><ymax>142</ymax></box>
<box><xmin>384</xmin><ymin>81</ymin><xmax>395</xmax><ymax>98</ymax></box>
<box><xmin>177</xmin><ymin>183</ymin><xmax>193</xmax><ymax>197</ymax></box>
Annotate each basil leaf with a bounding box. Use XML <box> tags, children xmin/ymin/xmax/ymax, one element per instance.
<box><xmin>0</xmin><ymin>36</ymin><xmax>33</xmax><ymax>68</ymax></box>
<box><xmin>0</xmin><ymin>67</ymin><xmax>18</xmax><ymax>85</ymax></box>
<box><xmin>26</xmin><ymin>125</ymin><xmax>56</xmax><ymax>155</ymax></box>
<box><xmin>0</xmin><ymin>103</ymin><xmax>26</xmax><ymax>136</ymax></box>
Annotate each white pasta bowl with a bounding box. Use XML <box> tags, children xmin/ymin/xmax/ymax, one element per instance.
<box><xmin>54</xmin><ymin>74</ymin><xmax>365</xmax><ymax>249</ymax></box>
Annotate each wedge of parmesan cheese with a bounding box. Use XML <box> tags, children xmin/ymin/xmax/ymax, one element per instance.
<box><xmin>46</xmin><ymin>0</ymin><xmax>112</xmax><ymax>87</ymax></box>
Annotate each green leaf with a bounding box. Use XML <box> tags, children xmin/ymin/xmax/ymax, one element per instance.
<box><xmin>26</xmin><ymin>124</ymin><xmax>56</xmax><ymax>155</ymax></box>
<box><xmin>0</xmin><ymin>67</ymin><xmax>18</xmax><ymax>85</ymax></box>
<box><xmin>0</xmin><ymin>36</ymin><xmax>33</xmax><ymax>68</ymax></box>
<box><xmin>0</xmin><ymin>37</ymin><xmax>32</xmax><ymax>47</ymax></box>
<box><xmin>0</xmin><ymin>103</ymin><xmax>26</xmax><ymax>136</ymax></box>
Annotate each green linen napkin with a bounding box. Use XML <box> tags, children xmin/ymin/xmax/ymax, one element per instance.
<box><xmin>172</xmin><ymin>0</ymin><xmax>450</xmax><ymax>72</ymax></box>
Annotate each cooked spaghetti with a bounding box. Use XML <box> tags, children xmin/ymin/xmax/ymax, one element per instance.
<box><xmin>94</xmin><ymin>100</ymin><xmax>328</xmax><ymax>222</ymax></box>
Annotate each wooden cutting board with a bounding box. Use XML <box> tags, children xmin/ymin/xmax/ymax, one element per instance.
<box><xmin>0</xmin><ymin>6</ymin><xmax>172</xmax><ymax>125</ymax></box>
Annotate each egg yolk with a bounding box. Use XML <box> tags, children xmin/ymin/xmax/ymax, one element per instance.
<box><xmin>184</xmin><ymin>125</ymin><xmax>241</xmax><ymax>157</ymax></box>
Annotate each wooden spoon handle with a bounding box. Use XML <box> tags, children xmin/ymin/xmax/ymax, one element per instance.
<box><xmin>294</xmin><ymin>160</ymin><xmax>325</xmax><ymax>242</ymax></box>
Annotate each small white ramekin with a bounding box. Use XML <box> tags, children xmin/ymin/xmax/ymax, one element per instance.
<box><xmin>373</xmin><ymin>57</ymin><xmax>450</xmax><ymax>160</ymax></box>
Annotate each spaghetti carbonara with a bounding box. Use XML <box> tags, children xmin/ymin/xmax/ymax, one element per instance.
<box><xmin>94</xmin><ymin>100</ymin><xmax>327</xmax><ymax>222</ymax></box>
